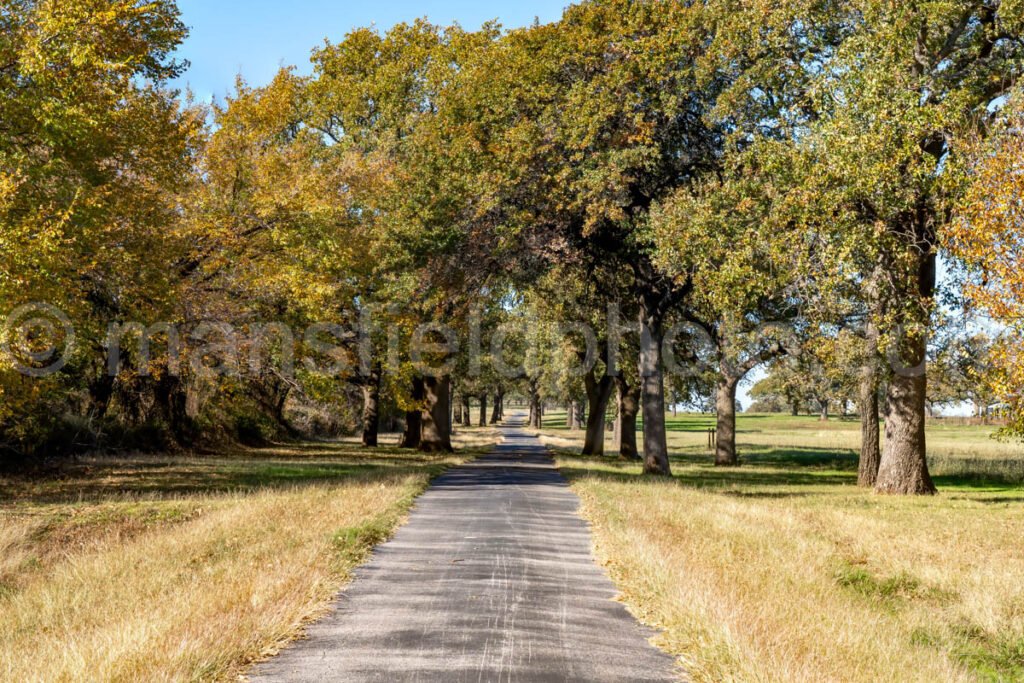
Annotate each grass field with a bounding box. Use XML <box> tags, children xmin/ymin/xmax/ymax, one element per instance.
<box><xmin>0</xmin><ymin>428</ymin><xmax>497</xmax><ymax>682</ymax></box>
<box><xmin>539</xmin><ymin>412</ymin><xmax>1024</xmax><ymax>682</ymax></box>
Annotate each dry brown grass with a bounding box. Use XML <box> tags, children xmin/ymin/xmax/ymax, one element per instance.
<box><xmin>0</xmin><ymin>428</ymin><xmax>497</xmax><ymax>682</ymax></box>
<box><xmin>544</xmin><ymin>414</ymin><xmax>1024</xmax><ymax>682</ymax></box>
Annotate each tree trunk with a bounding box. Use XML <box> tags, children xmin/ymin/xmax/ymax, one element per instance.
<box><xmin>567</xmin><ymin>402</ymin><xmax>577</xmax><ymax>429</ymax></box>
<box><xmin>453</xmin><ymin>393</ymin><xmax>463</xmax><ymax>425</ymax></box>
<box><xmin>874</xmin><ymin>245</ymin><xmax>937</xmax><ymax>495</ymax></box>
<box><xmin>616</xmin><ymin>375</ymin><xmax>641</xmax><ymax>460</ymax></box>
<box><xmin>89</xmin><ymin>373</ymin><xmax>116</xmax><ymax>421</ymax></box>
<box><xmin>420</xmin><ymin>376</ymin><xmax>454</xmax><ymax>453</ymax></box>
<box><xmin>613</xmin><ymin>408</ymin><xmax>621</xmax><ymax>446</ymax></box>
<box><xmin>875</xmin><ymin>332</ymin><xmax>936</xmax><ymax>494</ymax></box>
<box><xmin>858</xmin><ymin>330</ymin><xmax>882</xmax><ymax>487</ymax></box>
<box><xmin>361</xmin><ymin>367</ymin><xmax>381</xmax><ymax>448</ymax></box>
<box><xmin>399</xmin><ymin>377</ymin><xmax>425</xmax><ymax>449</ymax></box>
<box><xmin>639</xmin><ymin>306</ymin><xmax>670</xmax><ymax>475</ymax></box>
<box><xmin>582</xmin><ymin>367</ymin><xmax>615</xmax><ymax>456</ymax></box>
<box><xmin>715</xmin><ymin>376</ymin><xmax>740</xmax><ymax>466</ymax></box>
<box><xmin>528</xmin><ymin>382</ymin><xmax>541</xmax><ymax>429</ymax></box>
<box><xmin>154</xmin><ymin>375</ymin><xmax>198</xmax><ymax>446</ymax></box>
<box><xmin>573</xmin><ymin>402</ymin><xmax>585</xmax><ymax>430</ymax></box>
<box><xmin>478</xmin><ymin>394</ymin><xmax>488</xmax><ymax>427</ymax></box>
<box><xmin>490</xmin><ymin>392</ymin><xmax>502</xmax><ymax>424</ymax></box>
<box><xmin>819</xmin><ymin>400</ymin><xmax>829</xmax><ymax>422</ymax></box>
<box><xmin>461</xmin><ymin>396</ymin><xmax>472</xmax><ymax>427</ymax></box>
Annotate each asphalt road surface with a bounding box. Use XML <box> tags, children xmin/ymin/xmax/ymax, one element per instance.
<box><xmin>250</xmin><ymin>414</ymin><xmax>681</xmax><ymax>682</ymax></box>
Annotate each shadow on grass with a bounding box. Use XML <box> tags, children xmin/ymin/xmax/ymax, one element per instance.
<box><xmin>0</xmin><ymin>442</ymin><xmax>489</xmax><ymax>506</ymax></box>
<box><xmin>558</xmin><ymin>444</ymin><xmax>1024</xmax><ymax>500</ymax></box>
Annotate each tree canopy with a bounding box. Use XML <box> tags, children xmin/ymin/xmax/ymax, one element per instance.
<box><xmin>2</xmin><ymin>0</ymin><xmax>1023</xmax><ymax>496</ymax></box>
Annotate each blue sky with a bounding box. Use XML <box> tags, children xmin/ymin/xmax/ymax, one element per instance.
<box><xmin>171</xmin><ymin>0</ymin><xmax>569</xmax><ymax>101</ymax></box>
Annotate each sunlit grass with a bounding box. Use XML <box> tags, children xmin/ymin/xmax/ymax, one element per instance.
<box><xmin>541</xmin><ymin>411</ymin><xmax>1024</xmax><ymax>484</ymax></box>
<box><xmin>540</xmin><ymin>413</ymin><xmax>1024</xmax><ymax>681</ymax></box>
<box><xmin>0</xmin><ymin>428</ymin><xmax>498</xmax><ymax>682</ymax></box>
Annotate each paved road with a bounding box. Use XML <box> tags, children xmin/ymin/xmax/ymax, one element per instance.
<box><xmin>250</xmin><ymin>415</ymin><xmax>680</xmax><ymax>682</ymax></box>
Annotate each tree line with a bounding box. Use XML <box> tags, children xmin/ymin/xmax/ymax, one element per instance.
<box><xmin>1</xmin><ymin>0</ymin><xmax>1023</xmax><ymax>496</ymax></box>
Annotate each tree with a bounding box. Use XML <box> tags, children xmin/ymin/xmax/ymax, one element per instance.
<box><xmin>1</xmin><ymin>0</ymin><xmax>198</xmax><ymax>460</ymax></box>
<box><xmin>650</xmin><ymin>141</ymin><xmax>806</xmax><ymax>466</ymax></box>
<box><xmin>701</xmin><ymin>0</ymin><xmax>1024</xmax><ymax>493</ymax></box>
<box><xmin>952</xmin><ymin>101</ymin><xmax>1024</xmax><ymax>436</ymax></box>
<box><xmin>473</xmin><ymin>1</ymin><xmax>724</xmax><ymax>475</ymax></box>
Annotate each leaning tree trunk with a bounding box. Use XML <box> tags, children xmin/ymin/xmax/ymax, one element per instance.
<box><xmin>639</xmin><ymin>305</ymin><xmax>671</xmax><ymax>475</ymax></box>
<box><xmin>616</xmin><ymin>376</ymin><xmax>641</xmax><ymax>461</ymax></box>
<box><xmin>874</xmin><ymin>240</ymin><xmax>937</xmax><ymax>495</ymax></box>
<box><xmin>361</xmin><ymin>366</ymin><xmax>381</xmax><ymax>448</ymax></box>
<box><xmin>582</xmin><ymin>367</ymin><xmax>615</xmax><ymax>456</ymax></box>
<box><xmin>420</xmin><ymin>376</ymin><xmax>454</xmax><ymax>453</ymax></box>
<box><xmin>715</xmin><ymin>376</ymin><xmax>740</xmax><ymax>466</ymax></box>
<box><xmin>858</xmin><ymin>328</ymin><xmax>882</xmax><ymax>487</ymax></box>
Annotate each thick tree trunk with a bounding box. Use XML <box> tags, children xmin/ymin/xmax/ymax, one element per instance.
<box><xmin>639</xmin><ymin>307</ymin><xmax>670</xmax><ymax>475</ymax></box>
<box><xmin>420</xmin><ymin>376</ymin><xmax>454</xmax><ymax>453</ymax></box>
<box><xmin>361</xmin><ymin>367</ymin><xmax>381</xmax><ymax>448</ymax></box>
<box><xmin>582</xmin><ymin>368</ymin><xmax>615</xmax><ymax>456</ymax></box>
<box><xmin>715</xmin><ymin>377</ymin><xmax>740</xmax><ymax>466</ymax></box>
<box><xmin>858</xmin><ymin>328</ymin><xmax>882</xmax><ymax>487</ymax></box>
<box><xmin>399</xmin><ymin>377</ymin><xmax>425</xmax><ymax>449</ymax></box>
<box><xmin>819</xmin><ymin>400</ymin><xmax>829</xmax><ymax>422</ymax></box>
<box><xmin>479</xmin><ymin>394</ymin><xmax>488</xmax><ymax>427</ymax></box>
<box><xmin>616</xmin><ymin>376</ymin><xmax>641</xmax><ymax>460</ymax></box>
<box><xmin>461</xmin><ymin>396</ymin><xmax>472</xmax><ymax>427</ymax></box>
<box><xmin>874</xmin><ymin>245</ymin><xmax>937</xmax><ymax>495</ymax></box>
<box><xmin>875</xmin><ymin>332</ymin><xmax>936</xmax><ymax>494</ymax></box>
